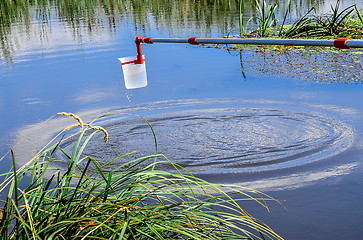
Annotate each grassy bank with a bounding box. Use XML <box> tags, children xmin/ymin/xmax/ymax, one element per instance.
<box><xmin>0</xmin><ymin>113</ymin><xmax>282</xmax><ymax>239</ymax></box>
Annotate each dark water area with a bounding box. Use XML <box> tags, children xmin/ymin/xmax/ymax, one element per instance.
<box><xmin>1</xmin><ymin>0</ymin><xmax>363</xmax><ymax>239</ymax></box>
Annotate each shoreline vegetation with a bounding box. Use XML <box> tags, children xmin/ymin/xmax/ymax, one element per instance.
<box><xmin>235</xmin><ymin>0</ymin><xmax>363</xmax><ymax>40</ymax></box>
<box><xmin>0</xmin><ymin>113</ymin><xmax>283</xmax><ymax>239</ymax></box>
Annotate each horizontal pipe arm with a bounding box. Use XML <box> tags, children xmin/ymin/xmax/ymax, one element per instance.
<box><xmin>197</xmin><ymin>38</ymin><xmax>335</xmax><ymax>47</ymax></box>
<box><xmin>139</xmin><ymin>36</ymin><xmax>363</xmax><ymax>49</ymax></box>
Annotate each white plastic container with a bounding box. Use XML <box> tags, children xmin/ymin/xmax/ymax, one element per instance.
<box><xmin>118</xmin><ymin>55</ymin><xmax>148</xmax><ymax>89</ymax></box>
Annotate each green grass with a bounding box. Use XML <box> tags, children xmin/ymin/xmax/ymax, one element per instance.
<box><xmin>0</xmin><ymin>113</ymin><xmax>283</xmax><ymax>239</ymax></box>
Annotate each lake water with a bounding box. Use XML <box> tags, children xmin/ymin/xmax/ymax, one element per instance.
<box><xmin>1</xmin><ymin>0</ymin><xmax>363</xmax><ymax>239</ymax></box>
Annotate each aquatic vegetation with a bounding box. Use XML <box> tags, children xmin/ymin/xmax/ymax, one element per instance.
<box><xmin>279</xmin><ymin>7</ymin><xmax>319</xmax><ymax>38</ymax></box>
<box><xmin>239</xmin><ymin>1</ymin><xmax>253</xmax><ymax>36</ymax></box>
<box><xmin>278</xmin><ymin>0</ymin><xmax>292</xmax><ymax>36</ymax></box>
<box><xmin>281</xmin><ymin>0</ymin><xmax>363</xmax><ymax>38</ymax></box>
<box><xmin>319</xmin><ymin>0</ymin><xmax>357</xmax><ymax>36</ymax></box>
<box><xmin>254</xmin><ymin>0</ymin><xmax>279</xmax><ymax>37</ymax></box>
<box><xmin>240</xmin><ymin>0</ymin><xmax>363</xmax><ymax>39</ymax></box>
<box><xmin>240</xmin><ymin>0</ymin><xmax>291</xmax><ymax>38</ymax></box>
<box><xmin>0</xmin><ymin>113</ymin><xmax>282</xmax><ymax>239</ymax></box>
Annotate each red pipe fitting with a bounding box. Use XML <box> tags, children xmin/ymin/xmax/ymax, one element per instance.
<box><xmin>188</xmin><ymin>36</ymin><xmax>200</xmax><ymax>45</ymax></box>
<box><xmin>134</xmin><ymin>36</ymin><xmax>145</xmax><ymax>64</ymax></box>
<box><xmin>135</xmin><ymin>36</ymin><xmax>143</xmax><ymax>44</ymax></box>
<box><xmin>334</xmin><ymin>38</ymin><xmax>351</xmax><ymax>49</ymax></box>
<box><xmin>143</xmin><ymin>37</ymin><xmax>154</xmax><ymax>44</ymax></box>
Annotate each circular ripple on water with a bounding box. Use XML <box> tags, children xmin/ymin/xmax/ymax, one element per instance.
<box><xmin>59</xmin><ymin>100</ymin><xmax>354</xmax><ymax>174</ymax></box>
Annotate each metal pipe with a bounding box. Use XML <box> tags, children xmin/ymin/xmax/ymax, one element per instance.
<box><xmin>140</xmin><ymin>37</ymin><xmax>363</xmax><ymax>49</ymax></box>
<box><xmin>151</xmin><ymin>38</ymin><xmax>189</xmax><ymax>44</ymax></box>
<box><xmin>197</xmin><ymin>38</ymin><xmax>335</xmax><ymax>47</ymax></box>
<box><xmin>346</xmin><ymin>40</ymin><xmax>363</xmax><ymax>49</ymax></box>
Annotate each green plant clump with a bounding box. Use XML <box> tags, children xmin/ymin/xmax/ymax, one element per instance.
<box><xmin>241</xmin><ymin>0</ymin><xmax>363</xmax><ymax>39</ymax></box>
<box><xmin>0</xmin><ymin>113</ymin><xmax>282</xmax><ymax>240</ymax></box>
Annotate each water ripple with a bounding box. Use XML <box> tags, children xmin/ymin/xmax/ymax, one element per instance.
<box><xmin>59</xmin><ymin>99</ymin><xmax>354</xmax><ymax>174</ymax></box>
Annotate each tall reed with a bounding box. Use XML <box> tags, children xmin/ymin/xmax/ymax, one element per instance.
<box><xmin>254</xmin><ymin>0</ymin><xmax>279</xmax><ymax>37</ymax></box>
<box><xmin>239</xmin><ymin>0</ymin><xmax>253</xmax><ymax>37</ymax></box>
<box><xmin>0</xmin><ymin>113</ymin><xmax>283</xmax><ymax>239</ymax></box>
